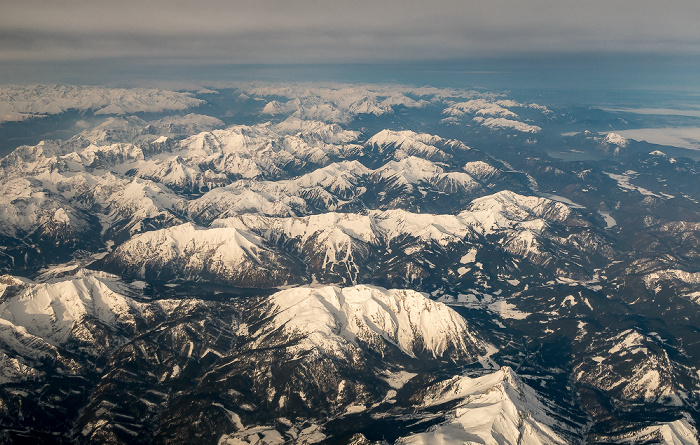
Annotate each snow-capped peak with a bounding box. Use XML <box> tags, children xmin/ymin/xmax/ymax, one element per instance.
<box><xmin>0</xmin><ymin>271</ymin><xmax>141</xmax><ymax>346</ymax></box>
<box><xmin>398</xmin><ymin>366</ymin><xmax>570</xmax><ymax>444</ymax></box>
<box><xmin>604</xmin><ymin>132</ymin><xmax>629</xmax><ymax>147</ymax></box>
<box><xmin>367</xmin><ymin>129</ymin><xmax>458</xmax><ymax>161</ymax></box>
<box><xmin>376</xmin><ymin>156</ymin><xmax>444</xmax><ymax>185</ymax></box>
<box><xmin>367</xmin><ymin>129</ymin><xmax>444</xmax><ymax>148</ymax></box>
<box><xmin>255</xmin><ymin>285</ymin><xmax>485</xmax><ymax>361</ymax></box>
<box><xmin>443</xmin><ymin>99</ymin><xmax>519</xmax><ymax>119</ymax></box>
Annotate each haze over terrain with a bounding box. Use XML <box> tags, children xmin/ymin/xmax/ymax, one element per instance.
<box><xmin>2</xmin><ymin>0</ymin><xmax>700</xmax><ymax>92</ymax></box>
<box><xmin>3</xmin><ymin>0</ymin><xmax>700</xmax><ymax>62</ymax></box>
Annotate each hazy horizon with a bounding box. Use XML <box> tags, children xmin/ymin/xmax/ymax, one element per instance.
<box><xmin>3</xmin><ymin>0</ymin><xmax>700</xmax><ymax>98</ymax></box>
<box><xmin>4</xmin><ymin>0</ymin><xmax>699</xmax><ymax>62</ymax></box>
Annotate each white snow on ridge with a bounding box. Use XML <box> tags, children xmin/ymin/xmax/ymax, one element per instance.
<box><xmin>234</xmin><ymin>81</ymin><xmax>482</xmax><ymax>103</ymax></box>
<box><xmin>379</xmin><ymin>93</ymin><xmax>430</xmax><ymax>109</ymax></box>
<box><xmin>0</xmin><ymin>117</ymin><xmax>367</xmax><ymax>231</ymax></box>
<box><xmin>220</xmin><ymin>212</ymin><xmax>377</xmax><ymax>246</ymax></box>
<box><xmin>291</xmin><ymin>160</ymin><xmax>370</xmax><ymax>192</ymax></box>
<box><xmin>497</xmin><ymin>100</ymin><xmax>552</xmax><ymax>114</ymax></box>
<box><xmin>105</xmin><ymin>178</ymin><xmax>185</xmax><ymax>223</ymax></box>
<box><xmin>367</xmin><ymin>129</ymin><xmax>460</xmax><ymax>161</ymax></box>
<box><xmin>174</xmin><ymin>121</ymin><xmax>362</xmax><ymax>179</ymax></box>
<box><xmin>0</xmin><ymin>271</ymin><xmax>141</xmax><ymax>346</ymax></box>
<box><xmin>242</xmin><ymin>82</ymin><xmax>453</xmax><ymax>123</ymax></box>
<box><xmin>108</xmin><ymin>222</ymin><xmax>275</xmax><ymax>276</ymax></box>
<box><xmin>473</xmin><ymin>116</ymin><xmax>542</xmax><ymax>133</ymax></box>
<box><xmin>226</xmin><ymin>82</ymin><xmax>532</xmax><ymax>124</ymax></box>
<box><xmin>214</xmin><ymin>189</ymin><xmax>571</xmax><ymax>254</ymax></box>
<box><xmin>397</xmin><ymin>367</ymin><xmax>569</xmax><ymax>445</ymax></box>
<box><xmin>153</xmin><ymin>113</ymin><xmax>224</xmax><ymax>130</ymax></box>
<box><xmin>617</xmin><ymin>418</ymin><xmax>699</xmax><ymax>445</ymax></box>
<box><xmin>643</xmin><ymin>269</ymin><xmax>700</xmax><ymax>294</ymax></box>
<box><xmin>0</xmin><ymin>177</ymin><xmax>96</xmax><ymax>239</ymax></box>
<box><xmin>604</xmin><ymin>132</ymin><xmax>629</xmax><ymax>147</ymax></box>
<box><xmin>260</xmin><ymin>91</ymin><xmax>391</xmax><ymax>123</ymax></box>
<box><xmin>271</xmin><ymin>118</ymin><xmax>360</xmax><ymax>144</ymax></box>
<box><xmin>608</xmin><ymin>330</ymin><xmax>649</xmax><ymax>355</ymax></box>
<box><xmin>189</xmin><ymin>160</ymin><xmax>370</xmax><ymax>220</ymax></box>
<box><xmin>463</xmin><ymin>160</ymin><xmax>500</xmax><ymax>180</ymax></box>
<box><xmin>185</xmin><ymin>190</ymin><xmax>573</xmax><ymax>281</ymax></box>
<box><xmin>0</xmin><ymin>84</ymin><xmax>204</xmax><ymax>124</ymax></box>
<box><xmin>189</xmin><ymin>187</ymin><xmax>299</xmax><ymax>221</ymax></box>
<box><xmin>190</xmin><ymin>155</ymin><xmax>490</xmax><ymax>221</ymax></box>
<box><xmin>256</xmin><ymin>285</ymin><xmax>484</xmax><ymax>361</ymax></box>
<box><xmin>441</xmin><ymin>98</ymin><xmax>548</xmax><ymax>133</ymax></box>
<box><xmin>77</xmin><ymin>113</ymin><xmax>223</xmax><ymax>145</ymax></box>
<box><xmin>367</xmin><ymin>129</ymin><xmax>478</xmax><ymax>166</ymax></box>
<box><xmin>376</xmin><ymin>156</ymin><xmax>445</xmax><ymax>186</ymax></box>
<box><xmin>464</xmin><ymin>190</ymin><xmax>571</xmax><ymax>235</ymax></box>
<box><xmin>0</xmin><ymin>349</ymin><xmax>42</xmax><ymax>385</ymax></box>
<box><xmin>576</xmin><ymin>329</ymin><xmax>678</xmax><ymax>403</ymax></box>
<box><xmin>372</xmin><ymin>209</ymin><xmax>473</xmax><ymax>244</ymax></box>
<box><xmin>367</xmin><ymin>129</ymin><xmax>458</xmax><ymax>150</ymax></box>
<box><xmin>443</xmin><ymin>99</ymin><xmax>519</xmax><ymax>119</ymax></box>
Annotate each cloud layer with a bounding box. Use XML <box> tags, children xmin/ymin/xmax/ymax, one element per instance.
<box><xmin>2</xmin><ymin>0</ymin><xmax>700</xmax><ymax>63</ymax></box>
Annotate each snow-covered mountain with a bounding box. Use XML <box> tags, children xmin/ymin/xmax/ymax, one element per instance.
<box><xmin>99</xmin><ymin>222</ymin><xmax>304</xmax><ymax>287</ymax></box>
<box><xmin>255</xmin><ymin>285</ymin><xmax>484</xmax><ymax>361</ymax></box>
<box><xmin>574</xmin><ymin>329</ymin><xmax>693</xmax><ymax>404</ymax></box>
<box><xmin>396</xmin><ymin>367</ymin><xmax>572</xmax><ymax>444</ymax></box>
<box><xmin>0</xmin><ymin>84</ymin><xmax>204</xmax><ymax>124</ymax></box>
<box><xmin>0</xmin><ymin>269</ymin><xmax>155</xmax><ymax>402</ymax></box>
<box><xmin>441</xmin><ymin>97</ymin><xmax>548</xmax><ymax>134</ymax></box>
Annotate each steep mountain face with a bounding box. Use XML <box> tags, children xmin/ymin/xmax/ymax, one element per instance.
<box><xmin>0</xmin><ymin>270</ymin><xmax>160</xmax><ymax>441</ymax></box>
<box><xmin>257</xmin><ymin>285</ymin><xmax>484</xmax><ymax>362</ymax></box>
<box><xmin>396</xmin><ymin>367</ymin><xmax>572</xmax><ymax>445</ymax></box>
<box><xmin>575</xmin><ymin>329</ymin><xmax>681</xmax><ymax>403</ymax></box>
<box><xmin>99</xmin><ymin>222</ymin><xmax>305</xmax><ymax>287</ymax></box>
<box><xmin>2</xmin><ymin>82</ymin><xmax>700</xmax><ymax>443</ymax></box>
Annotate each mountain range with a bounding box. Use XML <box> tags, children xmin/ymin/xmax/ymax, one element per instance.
<box><xmin>1</xmin><ymin>82</ymin><xmax>700</xmax><ymax>443</ymax></box>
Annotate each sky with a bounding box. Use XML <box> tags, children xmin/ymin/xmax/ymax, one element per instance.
<box><xmin>3</xmin><ymin>0</ymin><xmax>700</xmax><ymax>64</ymax></box>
